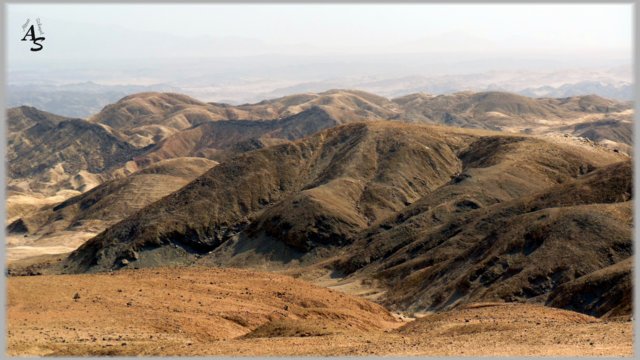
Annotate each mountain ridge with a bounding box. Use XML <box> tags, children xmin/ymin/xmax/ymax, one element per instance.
<box><xmin>6</xmin><ymin>89</ymin><xmax>633</xmax><ymax>320</ymax></box>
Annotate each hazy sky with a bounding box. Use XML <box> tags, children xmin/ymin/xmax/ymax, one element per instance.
<box><xmin>6</xmin><ymin>3</ymin><xmax>633</xmax><ymax>88</ymax></box>
<box><xmin>8</xmin><ymin>4</ymin><xmax>632</xmax><ymax>60</ymax></box>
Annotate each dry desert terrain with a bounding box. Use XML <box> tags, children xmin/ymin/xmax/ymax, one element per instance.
<box><xmin>6</xmin><ymin>267</ymin><xmax>633</xmax><ymax>356</ymax></box>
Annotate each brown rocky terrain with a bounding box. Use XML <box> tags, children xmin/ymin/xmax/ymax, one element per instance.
<box><xmin>6</xmin><ymin>90</ymin><xmax>399</xmax><ymax>227</ymax></box>
<box><xmin>5</xmin><ymin>90</ymin><xmax>634</xmax><ymax>356</ymax></box>
<box><xmin>394</xmin><ymin>91</ymin><xmax>629</xmax><ymax>130</ymax></box>
<box><xmin>6</xmin><ymin>91</ymin><xmax>396</xmax><ymax>257</ymax></box>
<box><xmin>6</xmin><ymin>106</ymin><xmax>143</xmax><ymax>198</ymax></box>
<box><xmin>89</xmin><ymin>90</ymin><xmax>401</xmax><ymax>148</ymax></box>
<box><xmin>8</xmin><ymin>157</ymin><xmax>217</xmax><ymax>237</ymax></box>
<box><xmin>394</xmin><ymin>91</ymin><xmax>632</xmax><ymax>155</ymax></box>
<box><xmin>7</xmin><ymin>90</ymin><xmax>631</xmax><ymax>215</ymax></box>
<box><xmin>339</xmin><ymin>161</ymin><xmax>632</xmax><ymax>314</ymax></box>
<box><xmin>546</xmin><ymin>257</ymin><xmax>633</xmax><ymax>319</ymax></box>
<box><xmin>6</xmin><ymin>267</ymin><xmax>632</xmax><ymax>356</ymax></box>
<box><xmin>133</xmin><ymin>106</ymin><xmax>348</xmax><ymax>166</ymax></box>
<box><xmin>87</xmin><ymin>90</ymin><xmax>633</xmax><ymax>157</ymax></box>
<box><xmin>53</xmin><ymin>120</ymin><xmax>632</xmax><ymax>321</ymax></box>
<box><xmin>60</xmin><ymin>122</ymin><xmax>490</xmax><ymax>272</ymax></box>
<box><xmin>6</xmin><ymin>157</ymin><xmax>217</xmax><ymax>262</ymax></box>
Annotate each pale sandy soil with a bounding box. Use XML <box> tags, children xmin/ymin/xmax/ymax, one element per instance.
<box><xmin>6</xmin><ymin>267</ymin><xmax>633</xmax><ymax>356</ymax></box>
<box><xmin>6</xmin><ymin>192</ymin><xmax>80</xmax><ymax>224</ymax></box>
<box><xmin>6</xmin><ymin>192</ymin><xmax>92</xmax><ymax>263</ymax></box>
<box><xmin>6</xmin><ymin>232</ymin><xmax>96</xmax><ymax>263</ymax></box>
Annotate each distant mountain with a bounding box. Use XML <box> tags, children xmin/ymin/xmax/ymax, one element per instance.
<box><xmin>92</xmin><ymin>90</ymin><xmax>632</xmax><ymax>150</ymax></box>
<box><xmin>519</xmin><ymin>81</ymin><xmax>632</xmax><ymax>101</ymax></box>
<box><xmin>8</xmin><ymin>90</ymin><xmax>631</xmax><ymax>199</ymax></box>
<box><xmin>89</xmin><ymin>90</ymin><xmax>401</xmax><ymax>146</ymax></box>
<box><xmin>7</xmin><ymin>89</ymin><xmax>632</xmax><ymax>217</ymax></box>
<box><xmin>6</xmin><ymin>106</ymin><xmax>145</xmax><ymax>197</ymax></box>
<box><xmin>133</xmin><ymin>107</ymin><xmax>336</xmax><ymax>166</ymax></box>
<box><xmin>393</xmin><ymin>91</ymin><xmax>628</xmax><ymax>130</ymax></box>
<box><xmin>209</xmin><ymin>67</ymin><xmax>634</xmax><ymax>102</ymax></box>
<box><xmin>11</xmin><ymin>66</ymin><xmax>631</xmax><ymax>116</ymax></box>
<box><xmin>7</xmin><ymin>82</ymin><xmax>180</xmax><ymax>118</ymax></box>
<box><xmin>393</xmin><ymin>91</ymin><xmax>632</xmax><ymax>154</ymax></box>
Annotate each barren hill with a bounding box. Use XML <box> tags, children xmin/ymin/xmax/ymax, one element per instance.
<box><xmin>7</xmin><ymin>106</ymin><xmax>71</xmax><ymax>133</ymax></box>
<box><xmin>5</xmin><ymin>158</ymin><xmax>217</xmax><ymax>264</ymax></box>
<box><xmin>82</xmin><ymin>90</ymin><xmax>631</xmax><ymax>161</ymax></box>
<box><xmin>546</xmin><ymin>257</ymin><xmax>632</xmax><ymax>319</ymax></box>
<box><xmin>394</xmin><ymin>91</ymin><xmax>629</xmax><ymax>130</ymax></box>
<box><xmin>89</xmin><ymin>90</ymin><xmax>401</xmax><ymax>148</ymax></box>
<box><xmin>62</xmin><ymin>122</ymin><xmax>482</xmax><ymax>272</ymax></box>
<box><xmin>339</xmin><ymin>160</ymin><xmax>631</xmax><ymax>316</ymax></box>
<box><xmin>231</xmin><ymin>89</ymin><xmax>402</xmax><ymax>122</ymax></box>
<box><xmin>133</xmin><ymin>106</ymin><xmax>345</xmax><ymax>166</ymax></box>
<box><xmin>58</xmin><ymin>120</ymin><xmax>631</xmax><ymax>320</ymax></box>
<box><xmin>6</xmin><ymin>106</ymin><xmax>145</xmax><ymax>198</ymax></box>
<box><xmin>573</xmin><ymin>119</ymin><xmax>632</xmax><ymax>144</ymax></box>
<box><xmin>89</xmin><ymin>92</ymin><xmax>227</xmax><ymax>147</ymax></box>
<box><xmin>6</xmin><ymin>91</ymin><xmax>392</xmax><ymax>212</ymax></box>
<box><xmin>7</xmin><ymin>157</ymin><xmax>217</xmax><ymax>239</ymax></box>
<box><xmin>6</xmin><ymin>90</ymin><xmax>634</xmax><ymax>321</ymax></box>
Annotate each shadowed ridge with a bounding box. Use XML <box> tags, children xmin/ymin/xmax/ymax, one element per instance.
<box><xmin>340</xmin><ymin>160</ymin><xmax>631</xmax><ymax>315</ymax></box>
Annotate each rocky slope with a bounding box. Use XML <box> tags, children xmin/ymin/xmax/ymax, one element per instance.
<box><xmin>89</xmin><ymin>90</ymin><xmax>401</xmax><ymax>147</ymax></box>
<box><xmin>6</xmin><ymin>90</ymin><xmax>398</xmax><ymax>222</ymax></box>
<box><xmin>57</xmin><ymin>120</ymin><xmax>631</xmax><ymax>318</ymax></box>
<box><xmin>7</xmin><ymin>106</ymin><xmax>144</xmax><ymax>198</ymax></box>
<box><xmin>339</xmin><ymin>161</ymin><xmax>631</xmax><ymax>314</ymax></box>
<box><xmin>393</xmin><ymin>92</ymin><xmax>628</xmax><ymax>130</ymax></box>
<box><xmin>7</xmin><ymin>90</ymin><xmax>633</xmax><ymax>320</ymax></box>
<box><xmin>62</xmin><ymin>122</ymin><xmax>478</xmax><ymax>272</ymax></box>
<box><xmin>7</xmin><ymin>157</ymin><xmax>217</xmax><ymax>238</ymax></box>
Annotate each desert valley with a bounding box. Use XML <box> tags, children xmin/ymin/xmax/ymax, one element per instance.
<box><xmin>5</xmin><ymin>89</ymin><xmax>634</xmax><ymax>356</ymax></box>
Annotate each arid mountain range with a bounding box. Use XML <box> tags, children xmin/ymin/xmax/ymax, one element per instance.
<box><xmin>6</xmin><ymin>89</ymin><xmax>633</xmax><ymax>325</ymax></box>
<box><xmin>7</xmin><ymin>90</ymin><xmax>631</xmax><ymax>200</ymax></box>
<box><xmin>9</xmin><ymin>65</ymin><xmax>632</xmax><ymax>118</ymax></box>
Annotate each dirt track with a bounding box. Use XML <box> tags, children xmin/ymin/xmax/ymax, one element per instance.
<box><xmin>6</xmin><ymin>267</ymin><xmax>633</xmax><ymax>356</ymax></box>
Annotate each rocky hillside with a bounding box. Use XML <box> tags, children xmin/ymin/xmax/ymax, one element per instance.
<box><xmin>89</xmin><ymin>90</ymin><xmax>401</xmax><ymax>147</ymax></box>
<box><xmin>7</xmin><ymin>90</ymin><xmax>633</xmax><ymax>319</ymax></box>
<box><xmin>339</xmin><ymin>161</ymin><xmax>631</xmax><ymax>316</ymax></box>
<box><xmin>7</xmin><ymin>157</ymin><xmax>217</xmax><ymax>238</ymax></box>
<box><xmin>58</xmin><ymin>120</ymin><xmax>631</xmax><ymax>318</ymax></box>
<box><xmin>7</xmin><ymin>106</ymin><xmax>145</xmax><ymax>197</ymax></box>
